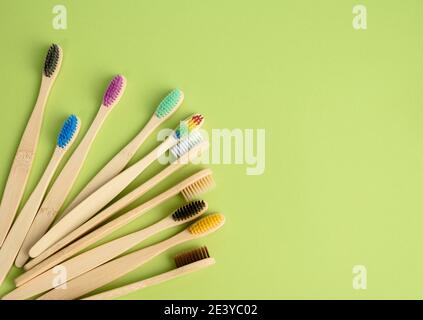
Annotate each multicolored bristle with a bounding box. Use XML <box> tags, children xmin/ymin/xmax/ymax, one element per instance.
<box><xmin>102</xmin><ymin>75</ymin><xmax>126</xmax><ymax>107</ymax></box>
<box><xmin>171</xmin><ymin>200</ymin><xmax>208</xmax><ymax>222</ymax></box>
<box><xmin>57</xmin><ymin>115</ymin><xmax>81</xmax><ymax>149</ymax></box>
<box><xmin>181</xmin><ymin>171</ymin><xmax>215</xmax><ymax>201</ymax></box>
<box><xmin>43</xmin><ymin>44</ymin><xmax>62</xmax><ymax>78</ymax></box>
<box><xmin>188</xmin><ymin>213</ymin><xmax>225</xmax><ymax>235</ymax></box>
<box><xmin>174</xmin><ymin>246</ymin><xmax>211</xmax><ymax>268</ymax></box>
<box><xmin>155</xmin><ymin>89</ymin><xmax>184</xmax><ymax>119</ymax></box>
<box><xmin>173</xmin><ymin>114</ymin><xmax>204</xmax><ymax>139</ymax></box>
<box><xmin>170</xmin><ymin>131</ymin><xmax>204</xmax><ymax>159</ymax></box>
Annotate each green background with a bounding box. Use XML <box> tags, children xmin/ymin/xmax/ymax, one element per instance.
<box><xmin>1</xmin><ymin>0</ymin><xmax>423</xmax><ymax>299</ymax></box>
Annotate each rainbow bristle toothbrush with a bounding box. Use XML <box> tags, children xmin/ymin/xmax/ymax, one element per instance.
<box><xmin>29</xmin><ymin>114</ymin><xmax>205</xmax><ymax>257</ymax></box>
<box><xmin>4</xmin><ymin>201</ymin><xmax>207</xmax><ymax>298</ymax></box>
<box><xmin>18</xmin><ymin>140</ymin><xmax>211</xmax><ymax>283</ymax></box>
<box><xmin>37</xmin><ymin>214</ymin><xmax>225</xmax><ymax>300</ymax></box>
<box><xmin>0</xmin><ymin>44</ymin><xmax>63</xmax><ymax>246</ymax></box>
<box><xmin>0</xmin><ymin>115</ymin><xmax>80</xmax><ymax>285</ymax></box>
<box><xmin>85</xmin><ymin>246</ymin><xmax>215</xmax><ymax>300</ymax></box>
<box><xmin>14</xmin><ymin>75</ymin><xmax>126</xmax><ymax>267</ymax></box>
<box><xmin>62</xmin><ymin>89</ymin><xmax>184</xmax><ymax>216</ymax></box>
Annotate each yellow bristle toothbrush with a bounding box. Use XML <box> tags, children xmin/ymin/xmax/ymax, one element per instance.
<box><xmin>17</xmin><ymin>165</ymin><xmax>215</xmax><ymax>286</ymax></box>
<box><xmin>15</xmin><ymin>75</ymin><xmax>126</xmax><ymax>267</ymax></box>
<box><xmin>29</xmin><ymin>115</ymin><xmax>205</xmax><ymax>258</ymax></box>
<box><xmin>37</xmin><ymin>213</ymin><xmax>225</xmax><ymax>300</ymax></box>
<box><xmin>83</xmin><ymin>246</ymin><xmax>215</xmax><ymax>300</ymax></box>
<box><xmin>0</xmin><ymin>115</ymin><xmax>81</xmax><ymax>285</ymax></box>
<box><xmin>3</xmin><ymin>201</ymin><xmax>208</xmax><ymax>299</ymax></box>
<box><xmin>0</xmin><ymin>44</ymin><xmax>63</xmax><ymax>246</ymax></box>
<box><xmin>60</xmin><ymin>89</ymin><xmax>184</xmax><ymax>217</ymax></box>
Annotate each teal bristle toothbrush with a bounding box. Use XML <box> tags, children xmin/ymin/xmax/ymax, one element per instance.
<box><xmin>14</xmin><ymin>75</ymin><xmax>126</xmax><ymax>267</ymax></box>
<box><xmin>0</xmin><ymin>115</ymin><xmax>80</xmax><ymax>285</ymax></box>
<box><xmin>61</xmin><ymin>89</ymin><xmax>184</xmax><ymax>216</ymax></box>
<box><xmin>0</xmin><ymin>44</ymin><xmax>63</xmax><ymax>246</ymax></box>
<box><xmin>29</xmin><ymin>114</ymin><xmax>205</xmax><ymax>258</ymax></box>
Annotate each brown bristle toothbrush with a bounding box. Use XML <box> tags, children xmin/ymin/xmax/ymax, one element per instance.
<box><xmin>37</xmin><ymin>213</ymin><xmax>225</xmax><ymax>300</ymax></box>
<box><xmin>3</xmin><ymin>201</ymin><xmax>208</xmax><ymax>299</ymax></box>
<box><xmin>83</xmin><ymin>246</ymin><xmax>215</xmax><ymax>300</ymax></box>
<box><xmin>0</xmin><ymin>44</ymin><xmax>63</xmax><ymax>246</ymax></box>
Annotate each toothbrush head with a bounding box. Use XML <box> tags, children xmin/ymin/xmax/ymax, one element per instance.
<box><xmin>181</xmin><ymin>169</ymin><xmax>216</xmax><ymax>201</ymax></box>
<box><xmin>102</xmin><ymin>75</ymin><xmax>126</xmax><ymax>108</ymax></box>
<box><xmin>155</xmin><ymin>89</ymin><xmax>184</xmax><ymax>119</ymax></box>
<box><xmin>173</xmin><ymin>113</ymin><xmax>204</xmax><ymax>139</ymax></box>
<box><xmin>188</xmin><ymin>213</ymin><xmax>225</xmax><ymax>236</ymax></box>
<box><xmin>174</xmin><ymin>246</ymin><xmax>212</xmax><ymax>268</ymax></box>
<box><xmin>171</xmin><ymin>200</ymin><xmax>208</xmax><ymax>222</ymax></box>
<box><xmin>57</xmin><ymin>115</ymin><xmax>81</xmax><ymax>149</ymax></box>
<box><xmin>170</xmin><ymin>131</ymin><xmax>204</xmax><ymax>159</ymax></box>
<box><xmin>43</xmin><ymin>44</ymin><xmax>62</xmax><ymax>78</ymax></box>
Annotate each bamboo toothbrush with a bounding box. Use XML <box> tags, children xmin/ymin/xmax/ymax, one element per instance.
<box><xmin>29</xmin><ymin>114</ymin><xmax>204</xmax><ymax>257</ymax></box>
<box><xmin>0</xmin><ymin>115</ymin><xmax>80</xmax><ymax>285</ymax></box>
<box><xmin>17</xmin><ymin>165</ymin><xmax>214</xmax><ymax>286</ymax></box>
<box><xmin>4</xmin><ymin>201</ymin><xmax>207</xmax><ymax>299</ymax></box>
<box><xmin>83</xmin><ymin>246</ymin><xmax>215</xmax><ymax>300</ymax></box>
<box><xmin>0</xmin><ymin>44</ymin><xmax>63</xmax><ymax>246</ymax></box>
<box><xmin>15</xmin><ymin>75</ymin><xmax>126</xmax><ymax>267</ymax></box>
<box><xmin>61</xmin><ymin>89</ymin><xmax>184</xmax><ymax>217</ymax></box>
<box><xmin>37</xmin><ymin>213</ymin><xmax>225</xmax><ymax>300</ymax></box>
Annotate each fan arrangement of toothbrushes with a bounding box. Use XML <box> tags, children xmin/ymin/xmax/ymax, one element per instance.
<box><xmin>0</xmin><ymin>44</ymin><xmax>225</xmax><ymax>300</ymax></box>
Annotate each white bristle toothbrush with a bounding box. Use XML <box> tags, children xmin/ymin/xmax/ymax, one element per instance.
<box><xmin>17</xmin><ymin>164</ymin><xmax>214</xmax><ymax>286</ymax></box>
<box><xmin>14</xmin><ymin>75</ymin><xmax>126</xmax><ymax>267</ymax></box>
<box><xmin>29</xmin><ymin>115</ymin><xmax>205</xmax><ymax>258</ymax></box>
<box><xmin>0</xmin><ymin>115</ymin><xmax>80</xmax><ymax>285</ymax></box>
<box><xmin>61</xmin><ymin>89</ymin><xmax>184</xmax><ymax>217</ymax></box>
<box><xmin>38</xmin><ymin>213</ymin><xmax>225</xmax><ymax>300</ymax></box>
<box><xmin>4</xmin><ymin>201</ymin><xmax>208</xmax><ymax>298</ymax></box>
<box><xmin>0</xmin><ymin>44</ymin><xmax>63</xmax><ymax>246</ymax></box>
<box><xmin>83</xmin><ymin>246</ymin><xmax>215</xmax><ymax>300</ymax></box>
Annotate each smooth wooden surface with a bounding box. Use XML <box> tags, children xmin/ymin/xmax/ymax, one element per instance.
<box><xmin>15</xmin><ymin>106</ymin><xmax>111</xmax><ymax>267</ymax></box>
<box><xmin>17</xmin><ymin>168</ymin><xmax>212</xmax><ymax>286</ymax></box>
<box><xmin>38</xmin><ymin>231</ymin><xmax>194</xmax><ymax>300</ymax></box>
<box><xmin>83</xmin><ymin>258</ymin><xmax>215</xmax><ymax>300</ymax></box>
<box><xmin>61</xmin><ymin>115</ymin><xmax>161</xmax><ymax>216</ymax></box>
<box><xmin>0</xmin><ymin>148</ymin><xmax>64</xmax><ymax>285</ymax></box>
<box><xmin>0</xmin><ymin>76</ymin><xmax>53</xmax><ymax>246</ymax></box>
<box><xmin>29</xmin><ymin>135</ymin><xmax>178</xmax><ymax>258</ymax></box>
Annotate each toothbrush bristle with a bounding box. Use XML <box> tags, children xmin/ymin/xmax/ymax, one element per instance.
<box><xmin>103</xmin><ymin>75</ymin><xmax>126</xmax><ymax>107</ymax></box>
<box><xmin>155</xmin><ymin>89</ymin><xmax>184</xmax><ymax>119</ymax></box>
<box><xmin>43</xmin><ymin>44</ymin><xmax>61</xmax><ymax>77</ymax></box>
<box><xmin>57</xmin><ymin>115</ymin><xmax>80</xmax><ymax>149</ymax></box>
<box><xmin>171</xmin><ymin>200</ymin><xmax>208</xmax><ymax>222</ymax></box>
<box><xmin>188</xmin><ymin>213</ymin><xmax>225</xmax><ymax>235</ymax></box>
<box><xmin>174</xmin><ymin>246</ymin><xmax>211</xmax><ymax>268</ymax></box>
<box><xmin>181</xmin><ymin>172</ymin><xmax>215</xmax><ymax>201</ymax></box>
<box><xmin>170</xmin><ymin>131</ymin><xmax>204</xmax><ymax>159</ymax></box>
<box><xmin>174</xmin><ymin>113</ymin><xmax>205</xmax><ymax>139</ymax></box>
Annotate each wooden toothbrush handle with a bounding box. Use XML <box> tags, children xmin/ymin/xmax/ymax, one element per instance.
<box><xmin>61</xmin><ymin>116</ymin><xmax>161</xmax><ymax>216</ymax></box>
<box><xmin>2</xmin><ymin>221</ymin><xmax>169</xmax><ymax>300</ymax></box>
<box><xmin>0</xmin><ymin>148</ymin><xmax>63</xmax><ymax>285</ymax></box>
<box><xmin>0</xmin><ymin>77</ymin><xmax>52</xmax><ymax>246</ymax></box>
<box><xmin>30</xmin><ymin>137</ymin><xmax>176</xmax><ymax>258</ymax></box>
<box><xmin>17</xmin><ymin>164</ymin><xmax>183</xmax><ymax>285</ymax></box>
<box><xmin>83</xmin><ymin>259</ymin><xmax>216</xmax><ymax>300</ymax></box>
<box><xmin>15</xmin><ymin>107</ymin><xmax>109</xmax><ymax>266</ymax></box>
<box><xmin>39</xmin><ymin>235</ymin><xmax>186</xmax><ymax>300</ymax></box>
